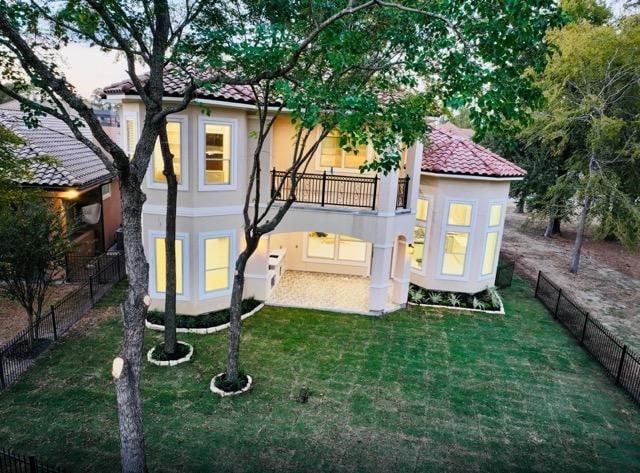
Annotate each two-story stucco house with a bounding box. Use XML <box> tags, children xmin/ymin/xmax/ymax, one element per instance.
<box><xmin>103</xmin><ymin>74</ymin><xmax>524</xmax><ymax>315</ymax></box>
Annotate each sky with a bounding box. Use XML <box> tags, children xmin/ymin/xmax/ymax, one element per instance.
<box><xmin>58</xmin><ymin>0</ymin><xmax>634</xmax><ymax>99</ymax></box>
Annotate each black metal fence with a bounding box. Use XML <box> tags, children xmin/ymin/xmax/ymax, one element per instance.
<box><xmin>0</xmin><ymin>448</ymin><xmax>61</xmax><ymax>472</ymax></box>
<box><xmin>535</xmin><ymin>271</ymin><xmax>640</xmax><ymax>405</ymax></box>
<box><xmin>495</xmin><ymin>254</ymin><xmax>515</xmax><ymax>288</ymax></box>
<box><xmin>270</xmin><ymin>169</ymin><xmax>411</xmax><ymax>211</ymax></box>
<box><xmin>64</xmin><ymin>251</ymin><xmax>123</xmax><ymax>283</ymax></box>
<box><xmin>0</xmin><ymin>252</ymin><xmax>125</xmax><ymax>392</ymax></box>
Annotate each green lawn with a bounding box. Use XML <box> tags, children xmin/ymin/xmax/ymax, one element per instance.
<box><xmin>0</xmin><ymin>277</ymin><xmax>639</xmax><ymax>472</ymax></box>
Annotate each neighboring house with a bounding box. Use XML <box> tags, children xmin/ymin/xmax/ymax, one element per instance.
<box><xmin>0</xmin><ymin>102</ymin><xmax>122</xmax><ymax>257</ymax></box>
<box><xmin>103</xmin><ymin>73</ymin><xmax>523</xmax><ymax>314</ymax></box>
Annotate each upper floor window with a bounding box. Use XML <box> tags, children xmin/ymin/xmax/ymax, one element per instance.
<box><xmin>489</xmin><ymin>203</ymin><xmax>502</xmax><ymax>227</ymax></box>
<box><xmin>204</xmin><ymin>123</ymin><xmax>231</xmax><ymax>185</ymax></box>
<box><xmin>447</xmin><ymin>202</ymin><xmax>472</xmax><ymax>226</ymax></box>
<box><xmin>198</xmin><ymin>118</ymin><xmax>236</xmax><ymax>191</ymax></box>
<box><xmin>124</xmin><ymin>113</ymin><xmax>138</xmax><ymax>160</ymax></box>
<box><xmin>319</xmin><ymin>132</ymin><xmax>368</xmax><ymax>170</ymax></box>
<box><xmin>101</xmin><ymin>183</ymin><xmax>111</xmax><ymax>200</ymax></box>
<box><xmin>152</xmin><ymin>121</ymin><xmax>182</xmax><ymax>184</ymax></box>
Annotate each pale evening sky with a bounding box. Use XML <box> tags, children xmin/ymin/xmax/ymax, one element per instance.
<box><xmin>58</xmin><ymin>0</ymin><xmax>633</xmax><ymax>99</ymax></box>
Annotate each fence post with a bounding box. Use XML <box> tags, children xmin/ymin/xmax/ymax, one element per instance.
<box><xmin>371</xmin><ymin>175</ymin><xmax>378</xmax><ymax>210</ymax></box>
<box><xmin>535</xmin><ymin>272</ymin><xmax>541</xmax><ymax>297</ymax></box>
<box><xmin>616</xmin><ymin>345</ymin><xmax>627</xmax><ymax>386</ymax></box>
<box><xmin>64</xmin><ymin>253</ymin><xmax>69</xmax><ymax>282</ymax></box>
<box><xmin>116</xmin><ymin>253</ymin><xmax>122</xmax><ymax>280</ymax></box>
<box><xmin>553</xmin><ymin>288</ymin><xmax>562</xmax><ymax>318</ymax></box>
<box><xmin>579</xmin><ymin>313</ymin><xmax>589</xmax><ymax>346</ymax></box>
<box><xmin>89</xmin><ymin>275</ymin><xmax>95</xmax><ymax>307</ymax></box>
<box><xmin>29</xmin><ymin>455</ymin><xmax>37</xmax><ymax>473</ymax></box>
<box><xmin>51</xmin><ymin>305</ymin><xmax>58</xmax><ymax>341</ymax></box>
<box><xmin>0</xmin><ymin>350</ymin><xmax>5</xmax><ymax>390</ymax></box>
<box><xmin>321</xmin><ymin>170</ymin><xmax>327</xmax><ymax>207</ymax></box>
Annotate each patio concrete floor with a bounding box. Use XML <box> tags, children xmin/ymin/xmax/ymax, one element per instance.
<box><xmin>266</xmin><ymin>270</ymin><xmax>401</xmax><ymax>315</ymax></box>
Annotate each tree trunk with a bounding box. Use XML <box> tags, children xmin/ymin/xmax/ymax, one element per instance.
<box><xmin>115</xmin><ymin>182</ymin><xmax>148</xmax><ymax>473</ymax></box>
<box><xmin>160</xmin><ymin>128</ymin><xmax>178</xmax><ymax>356</ymax></box>
<box><xmin>516</xmin><ymin>195</ymin><xmax>525</xmax><ymax>214</ymax></box>
<box><xmin>544</xmin><ymin>215</ymin><xmax>561</xmax><ymax>238</ymax></box>
<box><xmin>226</xmin><ymin>252</ymin><xmax>250</xmax><ymax>381</ymax></box>
<box><xmin>570</xmin><ymin>196</ymin><xmax>591</xmax><ymax>274</ymax></box>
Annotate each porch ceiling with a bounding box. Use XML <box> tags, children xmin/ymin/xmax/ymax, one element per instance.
<box><xmin>266</xmin><ymin>270</ymin><xmax>398</xmax><ymax>315</ymax></box>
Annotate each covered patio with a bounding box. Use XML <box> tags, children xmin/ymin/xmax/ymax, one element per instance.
<box><xmin>266</xmin><ymin>270</ymin><xmax>401</xmax><ymax>315</ymax></box>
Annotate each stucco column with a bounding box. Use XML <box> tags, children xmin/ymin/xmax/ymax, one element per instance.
<box><xmin>369</xmin><ymin>242</ymin><xmax>393</xmax><ymax>312</ymax></box>
<box><xmin>392</xmin><ymin>238</ymin><xmax>411</xmax><ymax>305</ymax></box>
<box><xmin>376</xmin><ymin>168</ymin><xmax>399</xmax><ymax>215</ymax></box>
<box><xmin>405</xmin><ymin>142</ymin><xmax>424</xmax><ymax>211</ymax></box>
<box><xmin>244</xmin><ymin>237</ymin><xmax>269</xmax><ymax>300</ymax></box>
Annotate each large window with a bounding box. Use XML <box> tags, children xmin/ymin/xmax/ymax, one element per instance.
<box><xmin>440</xmin><ymin>201</ymin><xmax>473</xmax><ymax>277</ymax></box>
<box><xmin>442</xmin><ymin>232</ymin><xmax>469</xmax><ymax>276</ymax></box>
<box><xmin>489</xmin><ymin>203</ymin><xmax>503</xmax><ymax>227</ymax></box>
<box><xmin>411</xmin><ymin>198</ymin><xmax>430</xmax><ymax>271</ymax></box>
<box><xmin>204</xmin><ymin>123</ymin><xmax>232</xmax><ymax>185</ymax></box>
<box><xmin>306</xmin><ymin>232</ymin><xmax>368</xmax><ymax>263</ymax></box>
<box><xmin>153</xmin><ymin>236</ymin><xmax>184</xmax><ymax>295</ymax></box>
<box><xmin>319</xmin><ymin>132</ymin><xmax>368</xmax><ymax>170</ymax></box>
<box><xmin>204</xmin><ymin>236</ymin><xmax>230</xmax><ymax>292</ymax></box>
<box><xmin>482</xmin><ymin>232</ymin><xmax>499</xmax><ymax>275</ymax></box>
<box><xmin>152</xmin><ymin>121</ymin><xmax>182</xmax><ymax>184</ymax></box>
<box><xmin>124</xmin><ymin>115</ymin><xmax>137</xmax><ymax>160</ymax></box>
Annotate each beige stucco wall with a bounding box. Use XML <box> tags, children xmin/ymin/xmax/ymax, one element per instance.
<box><xmin>410</xmin><ymin>173</ymin><xmax>513</xmax><ymax>294</ymax></box>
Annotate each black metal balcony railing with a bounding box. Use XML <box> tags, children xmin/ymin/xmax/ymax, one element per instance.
<box><xmin>270</xmin><ymin>168</ymin><xmax>409</xmax><ymax>210</ymax></box>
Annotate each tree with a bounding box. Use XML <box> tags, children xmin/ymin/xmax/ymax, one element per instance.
<box><xmin>0</xmin><ymin>1</ymin><xmax>563</xmax><ymax>469</ymax></box>
<box><xmin>532</xmin><ymin>18</ymin><xmax>640</xmax><ymax>273</ymax></box>
<box><xmin>0</xmin><ymin>189</ymin><xmax>72</xmax><ymax>348</ymax></box>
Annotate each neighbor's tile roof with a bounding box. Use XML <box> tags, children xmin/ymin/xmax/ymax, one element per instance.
<box><xmin>422</xmin><ymin>127</ymin><xmax>526</xmax><ymax>178</ymax></box>
<box><xmin>102</xmin><ymin>66</ymin><xmax>256</xmax><ymax>103</ymax></box>
<box><xmin>0</xmin><ymin>104</ymin><xmax>112</xmax><ymax>188</ymax></box>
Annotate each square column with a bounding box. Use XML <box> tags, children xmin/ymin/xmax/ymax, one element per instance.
<box><xmin>368</xmin><ymin>243</ymin><xmax>393</xmax><ymax>312</ymax></box>
<box><xmin>392</xmin><ymin>238</ymin><xmax>411</xmax><ymax>305</ymax></box>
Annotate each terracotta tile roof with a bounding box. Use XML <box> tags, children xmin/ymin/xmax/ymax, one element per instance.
<box><xmin>422</xmin><ymin>127</ymin><xmax>526</xmax><ymax>178</ymax></box>
<box><xmin>0</xmin><ymin>105</ymin><xmax>112</xmax><ymax>188</ymax></box>
<box><xmin>102</xmin><ymin>66</ymin><xmax>256</xmax><ymax>103</ymax></box>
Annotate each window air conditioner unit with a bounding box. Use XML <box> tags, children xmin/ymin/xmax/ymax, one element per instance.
<box><xmin>82</xmin><ymin>203</ymin><xmax>101</xmax><ymax>225</ymax></box>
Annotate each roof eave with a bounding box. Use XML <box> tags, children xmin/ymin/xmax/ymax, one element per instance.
<box><xmin>421</xmin><ymin>171</ymin><xmax>525</xmax><ymax>182</ymax></box>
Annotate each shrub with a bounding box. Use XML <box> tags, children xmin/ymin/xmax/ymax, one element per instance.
<box><xmin>472</xmin><ymin>297</ymin><xmax>487</xmax><ymax>310</ymax></box>
<box><xmin>447</xmin><ymin>293</ymin><xmax>461</xmax><ymax>307</ymax></box>
<box><xmin>428</xmin><ymin>292</ymin><xmax>443</xmax><ymax>305</ymax></box>
<box><xmin>409</xmin><ymin>286</ymin><xmax>426</xmax><ymax>304</ymax></box>
<box><xmin>147</xmin><ymin>298</ymin><xmax>262</xmax><ymax>329</ymax></box>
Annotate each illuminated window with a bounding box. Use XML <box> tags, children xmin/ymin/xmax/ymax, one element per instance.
<box><xmin>442</xmin><ymin>232</ymin><xmax>469</xmax><ymax>276</ymax></box>
<box><xmin>411</xmin><ymin>198</ymin><xmax>430</xmax><ymax>271</ymax></box>
<box><xmin>154</xmin><ymin>237</ymin><xmax>184</xmax><ymax>295</ymax></box>
<box><xmin>306</xmin><ymin>232</ymin><xmax>368</xmax><ymax>263</ymax></box>
<box><xmin>153</xmin><ymin>122</ymin><xmax>182</xmax><ymax>184</ymax></box>
<box><xmin>489</xmin><ymin>204</ymin><xmax>502</xmax><ymax>227</ymax></box>
<box><xmin>125</xmin><ymin>118</ymin><xmax>137</xmax><ymax>160</ymax></box>
<box><xmin>337</xmin><ymin>235</ymin><xmax>368</xmax><ymax>262</ymax></box>
<box><xmin>448</xmin><ymin>203</ymin><xmax>472</xmax><ymax>226</ymax></box>
<box><xmin>204</xmin><ymin>123</ymin><xmax>232</xmax><ymax>185</ymax></box>
<box><xmin>204</xmin><ymin>236</ymin><xmax>230</xmax><ymax>292</ymax></box>
<box><xmin>482</xmin><ymin>231</ymin><xmax>499</xmax><ymax>275</ymax></box>
<box><xmin>320</xmin><ymin>132</ymin><xmax>368</xmax><ymax>170</ymax></box>
<box><xmin>307</xmin><ymin>232</ymin><xmax>336</xmax><ymax>259</ymax></box>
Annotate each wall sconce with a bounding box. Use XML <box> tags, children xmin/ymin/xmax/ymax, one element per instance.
<box><xmin>62</xmin><ymin>189</ymin><xmax>80</xmax><ymax>200</ymax></box>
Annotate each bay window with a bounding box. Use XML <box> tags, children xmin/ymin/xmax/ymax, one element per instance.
<box><xmin>204</xmin><ymin>123</ymin><xmax>231</xmax><ymax>185</ymax></box>
<box><xmin>411</xmin><ymin>198</ymin><xmax>430</xmax><ymax>271</ymax></box>
<box><xmin>440</xmin><ymin>202</ymin><xmax>473</xmax><ymax>277</ymax></box>
<box><xmin>152</xmin><ymin>121</ymin><xmax>182</xmax><ymax>184</ymax></box>
<box><xmin>153</xmin><ymin>236</ymin><xmax>185</xmax><ymax>295</ymax></box>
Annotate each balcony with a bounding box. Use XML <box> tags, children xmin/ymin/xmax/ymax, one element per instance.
<box><xmin>270</xmin><ymin>169</ymin><xmax>409</xmax><ymax>210</ymax></box>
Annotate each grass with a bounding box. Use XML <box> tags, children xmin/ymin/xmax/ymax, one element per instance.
<box><xmin>0</xmin><ymin>277</ymin><xmax>639</xmax><ymax>472</ymax></box>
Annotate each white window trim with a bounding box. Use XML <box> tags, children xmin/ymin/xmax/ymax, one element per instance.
<box><xmin>436</xmin><ymin>199</ymin><xmax>476</xmax><ymax>281</ymax></box>
<box><xmin>479</xmin><ymin>200</ymin><xmax>507</xmax><ymax>280</ymax></box>
<box><xmin>123</xmin><ymin>111</ymin><xmax>139</xmax><ymax>159</ymax></box>
<box><xmin>198</xmin><ymin>230</ymin><xmax>236</xmax><ymax>300</ymax></box>
<box><xmin>410</xmin><ymin>194</ymin><xmax>433</xmax><ymax>276</ymax></box>
<box><xmin>315</xmin><ymin>129</ymin><xmax>376</xmax><ymax>175</ymax></box>
<box><xmin>302</xmin><ymin>232</ymin><xmax>371</xmax><ymax>268</ymax></box>
<box><xmin>147</xmin><ymin>114</ymin><xmax>189</xmax><ymax>191</ymax></box>
<box><xmin>148</xmin><ymin>231</ymin><xmax>190</xmax><ymax>301</ymax></box>
<box><xmin>197</xmin><ymin>116</ymin><xmax>238</xmax><ymax>191</ymax></box>
<box><xmin>101</xmin><ymin>182</ymin><xmax>112</xmax><ymax>200</ymax></box>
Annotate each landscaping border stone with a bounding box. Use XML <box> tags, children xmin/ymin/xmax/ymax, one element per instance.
<box><xmin>147</xmin><ymin>341</ymin><xmax>194</xmax><ymax>367</ymax></box>
<box><xmin>145</xmin><ymin>303</ymin><xmax>265</xmax><ymax>334</ymax></box>
<box><xmin>209</xmin><ymin>373</ymin><xmax>253</xmax><ymax>397</ymax></box>
<box><xmin>408</xmin><ymin>293</ymin><xmax>505</xmax><ymax>315</ymax></box>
